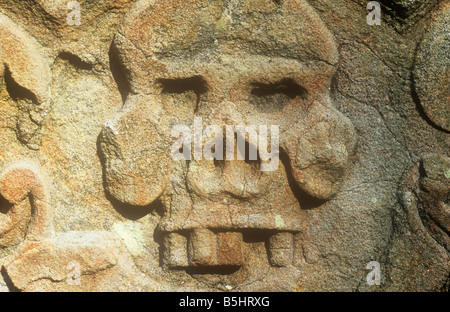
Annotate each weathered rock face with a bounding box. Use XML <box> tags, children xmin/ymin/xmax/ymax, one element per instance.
<box><xmin>0</xmin><ymin>0</ymin><xmax>448</xmax><ymax>292</ymax></box>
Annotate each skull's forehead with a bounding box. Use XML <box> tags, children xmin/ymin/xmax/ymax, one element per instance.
<box><xmin>117</xmin><ymin>0</ymin><xmax>338</xmax><ymax>91</ymax></box>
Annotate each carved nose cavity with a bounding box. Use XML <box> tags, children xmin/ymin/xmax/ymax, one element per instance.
<box><xmin>185</xmin><ymin>123</ymin><xmax>271</xmax><ymax>200</ymax></box>
<box><xmin>187</xmin><ymin>157</ymin><xmax>268</xmax><ymax>200</ymax></box>
<box><xmin>221</xmin><ymin>158</ymin><xmax>266</xmax><ymax>199</ymax></box>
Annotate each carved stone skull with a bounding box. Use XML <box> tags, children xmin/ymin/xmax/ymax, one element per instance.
<box><xmin>100</xmin><ymin>0</ymin><xmax>356</xmax><ymax>272</ymax></box>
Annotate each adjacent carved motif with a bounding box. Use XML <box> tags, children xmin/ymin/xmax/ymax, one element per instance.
<box><xmin>0</xmin><ymin>163</ymin><xmax>153</xmax><ymax>291</ymax></box>
<box><xmin>0</xmin><ymin>13</ymin><xmax>51</xmax><ymax>149</ymax></box>
<box><xmin>3</xmin><ymin>231</ymin><xmax>152</xmax><ymax>292</ymax></box>
<box><xmin>400</xmin><ymin>154</ymin><xmax>450</xmax><ymax>251</ymax></box>
<box><xmin>0</xmin><ymin>162</ymin><xmax>52</xmax><ymax>247</ymax></box>
<box><xmin>414</xmin><ymin>3</ymin><xmax>450</xmax><ymax>132</ymax></box>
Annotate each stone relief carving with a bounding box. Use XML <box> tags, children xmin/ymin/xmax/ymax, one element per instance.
<box><xmin>0</xmin><ymin>0</ymin><xmax>448</xmax><ymax>292</ymax></box>
<box><xmin>400</xmin><ymin>154</ymin><xmax>450</xmax><ymax>252</ymax></box>
<box><xmin>99</xmin><ymin>0</ymin><xmax>357</xmax><ymax>275</ymax></box>
<box><xmin>0</xmin><ymin>161</ymin><xmax>52</xmax><ymax>247</ymax></box>
<box><xmin>0</xmin><ymin>13</ymin><xmax>51</xmax><ymax>150</ymax></box>
<box><xmin>0</xmin><ymin>162</ymin><xmax>153</xmax><ymax>291</ymax></box>
<box><xmin>414</xmin><ymin>3</ymin><xmax>449</xmax><ymax>132</ymax></box>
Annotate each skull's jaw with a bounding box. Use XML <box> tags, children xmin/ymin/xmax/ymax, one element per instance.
<box><xmin>156</xmin><ymin>157</ymin><xmax>314</xmax><ymax>279</ymax></box>
<box><xmin>159</xmin><ymin>202</ymin><xmax>304</xmax><ymax>275</ymax></box>
<box><xmin>162</xmin><ymin>228</ymin><xmax>298</xmax><ymax>273</ymax></box>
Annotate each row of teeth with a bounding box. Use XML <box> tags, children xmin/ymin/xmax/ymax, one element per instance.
<box><xmin>162</xmin><ymin>229</ymin><xmax>295</xmax><ymax>268</ymax></box>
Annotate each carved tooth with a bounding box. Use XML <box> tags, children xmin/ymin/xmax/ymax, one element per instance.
<box><xmin>217</xmin><ymin>232</ymin><xmax>243</xmax><ymax>266</ymax></box>
<box><xmin>188</xmin><ymin>228</ymin><xmax>216</xmax><ymax>267</ymax></box>
<box><xmin>268</xmin><ymin>232</ymin><xmax>293</xmax><ymax>267</ymax></box>
<box><xmin>162</xmin><ymin>232</ymin><xmax>188</xmax><ymax>268</ymax></box>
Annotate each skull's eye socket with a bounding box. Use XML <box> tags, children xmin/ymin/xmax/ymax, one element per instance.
<box><xmin>158</xmin><ymin>76</ymin><xmax>208</xmax><ymax>113</ymax></box>
<box><xmin>250</xmin><ymin>79</ymin><xmax>307</xmax><ymax>113</ymax></box>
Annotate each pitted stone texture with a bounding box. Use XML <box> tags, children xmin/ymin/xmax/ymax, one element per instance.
<box><xmin>414</xmin><ymin>3</ymin><xmax>450</xmax><ymax>131</ymax></box>
<box><xmin>176</xmin><ymin>158</ymin><xmax>304</xmax><ymax>232</ymax></box>
<box><xmin>114</xmin><ymin>0</ymin><xmax>339</xmax><ymax>93</ymax></box>
<box><xmin>381</xmin><ymin>0</ymin><xmax>421</xmax><ymax>16</ymax></box>
<box><xmin>34</xmin><ymin>0</ymin><xmax>133</xmax><ymax>24</ymax></box>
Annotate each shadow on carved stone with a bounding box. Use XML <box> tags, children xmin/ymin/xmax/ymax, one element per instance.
<box><xmin>0</xmin><ymin>162</ymin><xmax>158</xmax><ymax>291</ymax></box>
<box><xmin>399</xmin><ymin>154</ymin><xmax>450</xmax><ymax>251</ymax></box>
<box><xmin>0</xmin><ymin>161</ymin><xmax>52</xmax><ymax>247</ymax></box>
<box><xmin>0</xmin><ymin>13</ymin><xmax>51</xmax><ymax>150</ymax></box>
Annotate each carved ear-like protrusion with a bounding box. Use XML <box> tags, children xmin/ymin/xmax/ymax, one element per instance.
<box><xmin>99</xmin><ymin>95</ymin><xmax>172</xmax><ymax>207</ymax></box>
<box><xmin>282</xmin><ymin>101</ymin><xmax>356</xmax><ymax>200</ymax></box>
<box><xmin>0</xmin><ymin>13</ymin><xmax>51</xmax><ymax>104</ymax></box>
<box><xmin>0</xmin><ymin>162</ymin><xmax>52</xmax><ymax>246</ymax></box>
